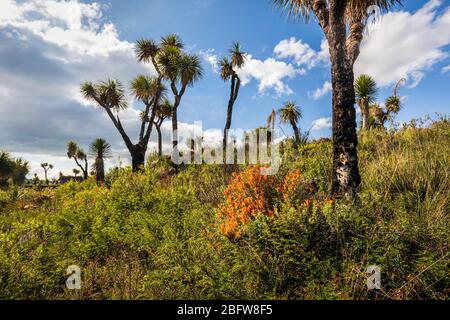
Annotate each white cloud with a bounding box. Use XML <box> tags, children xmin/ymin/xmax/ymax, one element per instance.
<box><xmin>310</xmin><ymin>81</ymin><xmax>332</xmax><ymax>100</ymax></box>
<box><xmin>0</xmin><ymin>0</ymin><xmax>135</xmax><ymax>57</ymax></box>
<box><xmin>311</xmin><ymin>117</ymin><xmax>332</xmax><ymax>131</ymax></box>
<box><xmin>201</xmin><ymin>46</ymin><xmax>306</xmax><ymax>97</ymax></box>
<box><xmin>274</xmin><ymin>37</ymin><xmax>329</xmax><ymax>68</ymax></box>
<box><xmin>0</xmin><ymin>0</ymin><xmax>157</xmax><ymax>177</ymax></box>
<box><xmin>237</xmin><ymin>54</ymin><xmax>305</xmax><ymax>96</ymax></box>
<box><xmin>442</xmin><ymin>64</ymin><xmax>450</xmax><ymax>73</ymax></box>
<box><xmin>355</xmin><ymin>0</ymin><xmax>450</xmax><ymax>87</ymax></box>
<box><xmin>199</xmin><ymin>49</ymin><xmax>219</xmax><ymax>73</ymax></box>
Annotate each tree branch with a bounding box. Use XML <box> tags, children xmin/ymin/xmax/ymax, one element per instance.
<box><xmin>139</xmin><ymin>98</ymin><xmax>155</xmax><ymax>141</ymax></box>
<box><xmin>346</xmin><ymin>20</ymin><xmax>364</xmax><ymax>66</ymax></box>
<box><xmin>143</xmin><ymin>107</ymin><xmax>157</xmax><ymax>144</ymax></box>
<box><xmin>312</xmin><ymin>0</ymin><xmax>330</xmax><ymax>37</ymax></box>
<box><xmin>179</xmin><ymin>84</ymin><xmax>187</xmax><ymax>99</ymax></box>
<box><xmin>170</xmin><ymin>81</ymin><xmax>179</xmax><ymax>97</ymax></box>
<box><xmin>151</xmin><ymin>56</ymin><xmax>162</xmax><ymax>77</ymax></box>
<box><xmin>72</xmin><ymin>157</ymin><xmax>86</xmax><ymax>177</ymax></box>
<box><xmin>103</xmin><ymin>106</ymin><xmax>134</xmax><ymax>152</ymax></box>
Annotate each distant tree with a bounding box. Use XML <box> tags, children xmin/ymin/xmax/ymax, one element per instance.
<box><xmin>81</xmin><ymin>35</ymin><xmax>173</xmax><ymax>172</ymax></box>
<box><xmin>369</xmin><ymin>103</ymin><xmax>386</xmax><ymax>128</ymax></box>
<box><xmin>148</xmin><ymin>98</ymin><xmax>173</xmax><ymax>156</ymax></box>
<box><xmin>220</xmin><ymin>42</ymin><xmax>246</xmax><ymax>158</ymax></box>
<box><xmin>279</xmin><ymin>101</ymin><xmax>302</xmax><ymax>146</ymax></box>
<box><xmin>40</xmin><ymin>163</ymin><xmax>53</xmax><ymax>184</ymax></box>
<box><xmin>72</xmin><ymin>168</ymin><xmax>80</xmax><ymax>177</ymax></box>
<box><xmin>130</xmin><ymin>74</ymin><xmax>167</xmax><ymax>163</ymax></box>
<box><xmin>33</xmin><ymin>173</ymin><xmax>39</xmax><ymax>186</ymax></box>
<box><xmin>385</xmin><ymin>96</ymin><xmax>401</xmax><ymax>114</ymax></box>
<box><xmin>369</xmin><ymin>78</ymin><xmax>405</xmax><ymax>129</ymax></box>
<box><xmin>156</xmin><ymin>34</ymin><xmax>203</xmax><ymax>160</ymax></box>
<box><xmin>0</xmin><ymin>151</ymin><xmax>14</xmax><ymax>182</ymax></box>
<box><xmin>11</xmin><ymin>158</ymin><xmax>29</xmax><ymax>185</ymax></box>
<box><xmin>67</xmin><ymin>141</ymin><xmax>88</xmax><ymax>179</ymax></box>
<box><xmin>355</xmin><ymin>74</ymin><xmax>378</xmax><ymax>130</ymax></box>
<box><xmin>385</xmin><ymin>78</ymin><xmax>406</xmax><ymax>120</ymax></box>
<box><xmin>89</xmin><ymin>138</ymin><xmax>112</xmax><ymax>183</ymax></box>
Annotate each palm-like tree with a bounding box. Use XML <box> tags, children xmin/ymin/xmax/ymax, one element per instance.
<box><xmin>221</xmin><ymin>42</ymin><xmax>246</xmax><ymax>159</ymax></box>
<box><xmin>273</xmin><ymin>0</ymin><xmax>401</xmax><ymax>197</ymax></box>
<box><xmin>89</xmin><ymin>138</ymin><xmax>111</xmax><ymax>183</ymax></box>
<box><xmin>385</xmin><ymin>78</ymin><xmax>405</xmax><ymax>116</ymax></box>
<box><xmin>72</xmin><ymin>168</ymin><xmax>80</xmax><ymax>177</ymax></box>
<box><xmin>81</xmin><ymin>77</ymin><xmax>155</xmax><ymax>172</ymax></box>
<box><xmin>81</xmin><ymin>36</ymin><xmax>171</xmax><ymax>172</ymax></box>
<box><xmin>67</xmin><ymin>141</ymin><xmax>88</xmax><ymax>179</ymax></box>
<box><xmin>385</xmin><ymin>96</ymin><xmax>401</xmax><ymax>115</ymax></box>
<box><xmin>131</xmin><ymin>74</ymin><xmax>167</xmax><ymax>150</ymax></box>
<box><xmin>369</xmin><ymin>103</ymin><xmax>387</xmax><ymax>128</ymax></box>
<box><xmin>355</xmin><ymin>74</ymin><xmax>378</xmax><ymax>130</ymax></box>
<box><xmin>156</xmin><ymin>34</ymin><xmax>203</xmax><ymax>160</ymax></box>
<box><xmin>40</xmin><ymin>163</ymin><xmax>53</xmax><ymax>184</ymax></box>
<box><xmin>279</xmin><ymin>101</ymin><xmax>302</xmax><ymax>146</ymax></box>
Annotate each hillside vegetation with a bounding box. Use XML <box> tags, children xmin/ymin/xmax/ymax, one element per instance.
<box><xmin>0</xmin><ymin>118</ymin><xmax>448</xmax><ymax>300</ymax></box>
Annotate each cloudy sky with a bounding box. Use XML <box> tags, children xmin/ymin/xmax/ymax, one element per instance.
<box><xmin>0</xmin><ymin>0</ymin><xmax>449</xmax><ymax>179</ymax></box>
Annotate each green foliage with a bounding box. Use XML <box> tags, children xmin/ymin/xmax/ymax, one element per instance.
<box><xmin>0</xmin><ymin>151</ymin><xmax>29</xmax><ymax>187</ymax></box>
<box><xmin>0</xmin><ymin>118</ymin><xmax>448</xmax><ymax>300</ymax></box>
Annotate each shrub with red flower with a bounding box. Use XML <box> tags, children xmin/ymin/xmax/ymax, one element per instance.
<box><xmin>218</xmin><ymin>167</ymin><xmax>334</xmax><ymax>237</ymax></box>
<box><xmin>217</xmin><ymin>165</ymin><xmax>277</xmax><ymax>237</ymax></box>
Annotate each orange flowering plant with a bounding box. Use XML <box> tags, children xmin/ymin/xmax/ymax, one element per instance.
<box><xmin>217</xmin><ymin>165</ymin><xmax>278</xmax><ymax>237</ymax></box>
<box><xmin>218</xmin><ymin>166</ymin><xmax>335</xmax><ymax>237</ymax></box>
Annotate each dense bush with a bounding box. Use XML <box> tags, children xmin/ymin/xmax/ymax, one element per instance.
<box><xmin>0</xmin><ymin>118</ymin><xmax>448</xmax><ymax>300</ymax></box>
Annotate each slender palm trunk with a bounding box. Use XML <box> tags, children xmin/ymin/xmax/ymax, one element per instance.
<box><xmin>329</xmin><ymin>13</ymin><xmax>361</xmax><ymax>197</ymax></box>
<box><xmin>44</xmin><ymin>169</ymin><xmax>48</xmax><ymax>184</ymax></box>
<box><xmin>291</xmin><ymin>120</ymin><xmax>301</xmax><ymax>146</ymax></box>
<box><xmin>223</xmin><ymin>101</ymin><xmax>234</xmax><ymax>162</ymax></box>
<box><xmin>172</xmin><ymin>106</ymin><xmax>178</xmax><ymax>152</ymax></box>
<box><xmin>223</xmin><ymin>74</ymin><xmax>240</xmax><ymax>164</ymax></box>
<box><xmin>156</xmin><ymin>125</ymin><xmax>163</xmax><ymax>157</ymax></box>
<box><xmin>360</xmin><ymin>99</ymin><xmax>370</xmax><ymax>130</ymax></box>
<box><xmin>170</xmin><ymin>88</ymin><xmax>184</xmax><ymax>170</ymax></box>
<box><xmin>83</xmin><ymin>158</ymin><xmax>88</xmax><ymax>179</ymax></box>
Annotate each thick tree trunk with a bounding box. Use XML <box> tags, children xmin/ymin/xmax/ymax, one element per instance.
<box><xmin>329</xmin><ymin>2</ymin><xmax>361</xmax><ymax>197</ymax></box>
<box><xmin>95</xmin><ymin>158</ymin><xmax>105</xmax><ymax>183</ymax></box>
<box><xmin>131</xmin><ymin>145</ymin><xmax>146</xmax><ymax>172</ymax></box>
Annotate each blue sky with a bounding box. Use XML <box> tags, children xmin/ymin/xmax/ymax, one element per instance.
<box><xmin>0</xmin><ymin>0</ymin><xmax>449</xmax><ymax>178</ymax></box>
